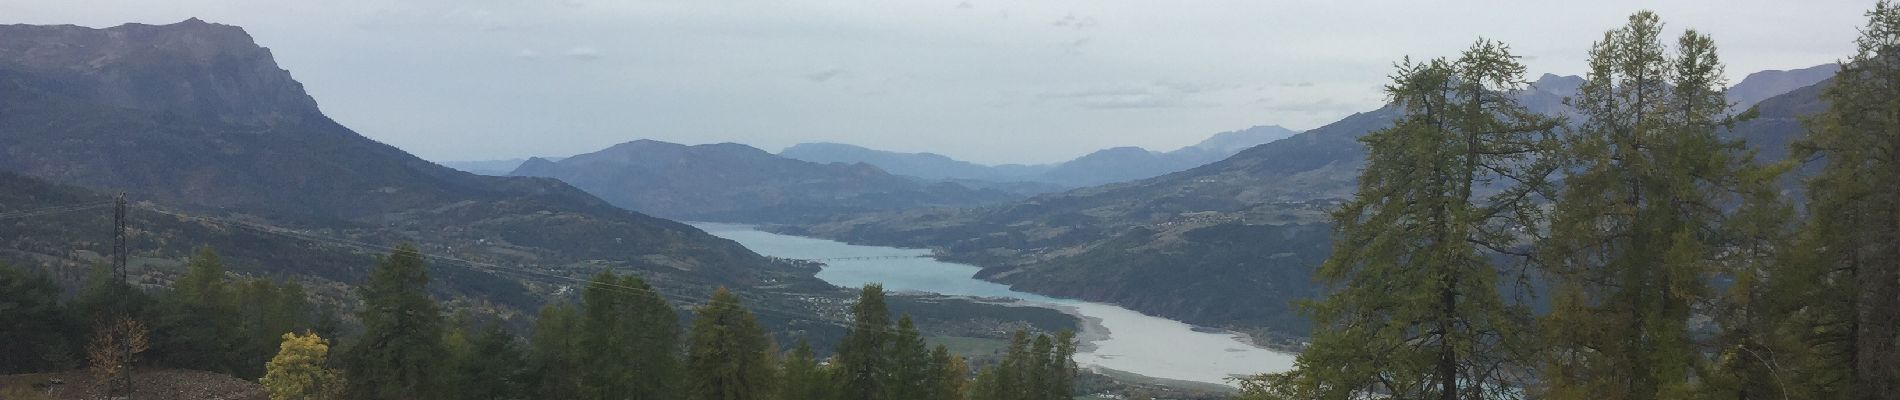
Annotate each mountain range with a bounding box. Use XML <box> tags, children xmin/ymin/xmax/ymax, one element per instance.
<box><xmin>768</xmin><ymin>64</ymin><xmax>1837</xmax><ymax>342</ymax></box>
<box><xmin>778</xmin><ymin>124</ymin><xmax>1302</xmax><ymax>188</ymax></box>
<box><xmin>508</xmin><ymin>140</ymin><xmax>1026</xmax><ymax>223</ymax></box>
<box><xmin>0</xmin><ymin>19</ymin><xmax>1107</xmax><ymax>350</ymax></box>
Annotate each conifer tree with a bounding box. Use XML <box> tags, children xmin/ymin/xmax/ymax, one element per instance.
<box><xmin>578</xmin><ymin>271</ymin><xmax>679</xmax><ymax>400</ymax></box>
<box><xmin>967</xmin><ymin>330</ymin><xmax>1072</xmax><ymax>400</ymax></box>
<box><xmin>836</xmin><ymin>284</ymin><xmax>893</xmax><ymax>400</ymax></box>
<box><xmin>928</xmin><ymin>345</ymin><xmax>968</xmax><ymax>400</ymax></box>
<box><xmin>1263</xmin><ymin>39</ymin><xmax>1558</xmax><ymax>400</ymax></box>
<box><xmin>151</xmin><ymin>247</ymin><xmax>240</xmax><ymax>372</ymax></box>
<box><xmin>528</xmin><ymin>303</ymin><xmax>583</xmax><ymax>399</ymax></box>
<box><xmin>235</xmin><ymin>279</ymin><xmax>313</xmax><ymax>379</ymax></box>
<box><xmin>685</xmin><ymin>287</ymin><xmax>775</xmax><ymax>400</ymax></box>
<box><xmin>0</xmin><ymin>262</ymin><xmax>75</xmax><ymax>374</ymax></box>
<box><xmin>1049</xmin><ymin>330</ymin><xmax>1075</xmax><ymax>399</ymax></box>
<box><xmin>777</xmin><ymin>339</ymin><xmax>836</xmax><ymax>400</ymax></box>
<box><xmin>1537</xmin><ymin>11</ymin><xmax>1765</xmax><ymax>399</ymax></box>
<box><xmin>888</xmin><ymin>315</ymin><xmax>934</xmax><ymax>400</ymax></box>
<box><xmin>1780</xmin><ymin>2</ymin><xmax>1900</xmax><ymax>398</ymax></box>
<box><xmin>342</xmin><ymin>244</ymin><xmax>448</xmax><ymax>400</ymax></box>
<box><xmin>449</xmin><ymin>321</ymin><xmax>529</xmax><ymax>400</ymax></box>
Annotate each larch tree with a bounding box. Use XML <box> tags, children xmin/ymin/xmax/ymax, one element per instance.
<box><xmin>1537</xmin><ymin>11</ymin><xmax>1769</xmax><ymax>399</ymax></box>
<box><xmin>1782</xmin><ymin>2</ymin><xmax>1900</xmax><ymax>398</ymax></box>
<box><xmin>1263</xmin><ymin>39</ymin><xmax>1559</xmax><ymax>400</ymax></box>
<box><xmin>685</xmin><ymin>287</ymin><xmax>776</xmax><ymax>400</ymax></box>
<box><xmin>928</xmin><ymin>345</ymin><xmax>968</xmax><ymax>400</ymax></box>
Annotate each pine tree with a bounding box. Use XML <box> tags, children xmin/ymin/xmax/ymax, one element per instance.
<box><xmin>528</xmin><ymin>303</ymin><xmax>583</xmax><ymax>399</ymax></box>
<box><xmin>685</xmin><ymin>287</ymin><xmax>775</xmax><ymax>400</ymax></box>
<box><xmin>342</xmin><ymin>244</ymin><xmax>448</xmax><ymax>400</ymax></box>
<box><xmin>777</xmin><ymin>339</ymin><xmax>836</xmax><ymax>400</ymax></box>
<box><xmin>1780</xmin><ymin>2</ymin><xmax>1900</xmax><ymax>398</ymax></box>
<box><xmin>836</xmin><ymin>284</ymin><xmax>893</xmax><ymax>400</ymax></box>
<box><xmin>1264</xmin><ymin>39</ymin><xmax>1558</xmax><ymax>400</ymax></box>
<box><xmin>0</xmin><ymin>262</ymin><xmax>75</xmax><ymax>374</ymax></box>
<box><xmin>1538</xmin><ymin>11</ymin><xmax>1764</xmax><ymax>399</ymax></box>
<box><xmin>578</xmin><ymin>271</ymin><xmax>679</xmax><ymax>400</ymax></box>
<box><xmin>150</xmin><ymin>247</ymin><xmax>240</xmax><ymax>372</ymax></box>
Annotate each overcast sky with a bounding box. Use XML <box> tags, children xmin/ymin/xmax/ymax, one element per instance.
<box><xmin>1</xmin><ymin>0</ymin><xmax>1877</xmax><ymax>165</ymax></box>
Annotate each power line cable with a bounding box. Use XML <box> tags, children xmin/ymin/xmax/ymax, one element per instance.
<box><xmin>0</xmin><ymin>201</ymin><xmax>115</xmax><ymax>220</ymax></box>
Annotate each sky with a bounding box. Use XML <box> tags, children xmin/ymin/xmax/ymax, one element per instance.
<box><xmin>0</xmin><ymin>0</ymin><xmax>1878</xmax><ymax>165</ymax></box>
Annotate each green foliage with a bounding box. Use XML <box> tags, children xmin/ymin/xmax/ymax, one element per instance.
<box><xmin>578</xmin><ymin>270</ymin><xmax>679</xmax><ymax>400</ymax></box>
<box><xmin>929</xmin><ymin>345</ymin><xmax>969</xmax><ymax>400</ymax></box>
<box><xmin>967</xmin><ymin>330</ymin><xmax>1076</xmax><ymax>400</ymax></box>
<box><xmin>836</xmin><ymin>284</ymin><xmax>893</xmax><ymax>400</ymax></box>
<box><xmin>685</xmin><ymin>287</ymin><xmax>776</xmax><ymax>400</ymax></box>
<box><xmin>149</xmin><ymin>247</ymin><xmax>241</xmax><ymax>372</ymax></box>
<box><xmin>888</xmin><ymin>316</ymin><xmax>934</xmax><ymax>400</ymax></box>
<box><xmin>447</xmin><ymin>320</ymin><xmax>530</xmax><ymax>400</ymax></box>
<box><xmin>527</xmin><ymin>303</ymin><xmax>584</xmax><ymax>399</ymax></box>
<box><xmin>1776</xmin><ymin>2</ymin><xmax>1900</xmax><ymax>398</ymax></box>
<box><xmin>1536</xmin><ymin>11</ymin><xmax>1780</xmax><ymax>400</ymax></box>
<box><xmin>233</xmin><ymin>279</ymin><xmax>314</xmax><ymax>379</ymax></box>
<box><xmin>341</xmin><ymin>244</ymin><xmax>448</xmax><ymax>400</ymax></box>
<box><xmin>0</xmin><ymin>262</ymin><xmax>76</xmax><ymax>374</ymax></box>
<box><xmin>777</xmin><ymin>339</ymin><xmax>837</xmax><ymax>400</ymax></box>
<box><xmin>1277</xmin><ymin>39</ymin><xmax>1558</xmax><ymax>400</ymax></box>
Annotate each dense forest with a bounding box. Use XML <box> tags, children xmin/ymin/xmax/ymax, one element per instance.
<box><xmin>1239</xmin><ymin>5</ymin><xmax>1900</xmax><ymax>400</ymax></box>
<box><xmin>0</xmin><ymin>246</ymin><xmax>1079</xmax><ymax>400</ymax></box>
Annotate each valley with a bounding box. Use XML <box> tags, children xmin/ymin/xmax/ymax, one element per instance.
<box><xmin>0</xmin><ymin>4</ymin><xmax>1885</xmax><ymax>399</ymax></box>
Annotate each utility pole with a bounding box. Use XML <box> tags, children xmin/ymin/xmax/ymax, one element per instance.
<box><xmin>113</xmin><ymin>193</ymin><xmax>126</xmax><ymax>283</ymax></box>
<box><xmin>112</xmin><ymin>193</ymin><xmax>132</xmax><ymax>399</ymax></box>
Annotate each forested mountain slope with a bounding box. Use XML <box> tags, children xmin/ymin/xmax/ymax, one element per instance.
<box><xmin>510</xmin><ymin>140</ymin><xmax>1024</xmax><ymax>224</ymax></box>
<box><xmin>773</xmin><ymin>75</ymin><xmax>1832</xmax><ymax>339</ymax></box>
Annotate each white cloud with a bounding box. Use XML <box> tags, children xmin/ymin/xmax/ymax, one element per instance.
<box><xmin>805</xmin><ymin>68</ymin><xmax>848</xmax><ymax>82</ymax></box>
<box><xmin>1051</xmin><ymin>13</ymin><xmax>1097</xmax><ymax>30</ymax></box>
<box><xmin>564</xmin><ymin>46</ymin><xmax>600</xmax><ymax>61</ymax></box>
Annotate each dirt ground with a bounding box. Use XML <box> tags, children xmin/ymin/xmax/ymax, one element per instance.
<box><xmin>0</xmin><ymin>368</ymin><xmax>266</xmax><ymax>400</ymax></box>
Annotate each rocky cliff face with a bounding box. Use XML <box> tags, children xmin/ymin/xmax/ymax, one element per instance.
<box><xmin>0</xmin><ymin>19</ymin><xmax>319</xmax><ymax>126</ymax></box>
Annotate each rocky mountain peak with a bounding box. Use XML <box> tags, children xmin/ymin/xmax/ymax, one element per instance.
<box><xmin>0</xmin><ymin>18</ymin><xmax>320</xmax><ymax>126</ymax></box>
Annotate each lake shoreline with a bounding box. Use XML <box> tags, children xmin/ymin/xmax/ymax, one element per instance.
<box><xmin>696</xmin><ymin>223</ymin><xmax>1297</xmax><ymax>388</ymax></box>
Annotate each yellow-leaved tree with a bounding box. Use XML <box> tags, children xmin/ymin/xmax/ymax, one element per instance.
<box><xmin>260</xmin><ymin>332</ymin><xmax>344</xmax><ymax>400</ymax></box>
